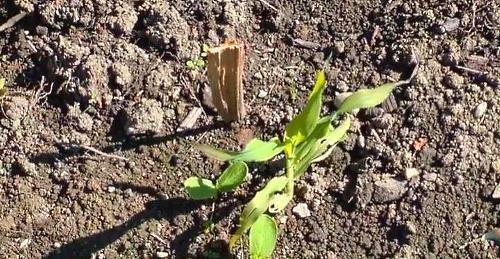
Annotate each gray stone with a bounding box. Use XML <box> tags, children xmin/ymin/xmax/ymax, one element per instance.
<box><xmin>423</xmin><ymin>173</ymin><xmax>438</xmax><ymax>182</ymax></box>
<box><xmin>292</xmin><ymin>203</ymin><xmax>311</xmax><ymax>218</ymax></box>
<box><xmin>474</xmin><ymin>102</ymin><xmax>487</xmax><ymax>118</ymax></box>
<box><xmin>372</xmin><ymin>178</ymin><xmax>407</xmax><ymax>203</ymax></box>
<box><xmin>492</xmin><ymin>184</ymin><xmax>500</xmax><ymax>200</ymax></box>
<box><xmin>404</xmin><ymin>168</ymin><xmax>420</xmax><ymax>179</ymax></box>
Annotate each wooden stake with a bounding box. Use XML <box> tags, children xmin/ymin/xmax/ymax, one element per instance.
<box><xmin>207</xmin><ymin>40</ymin><xmax>245</xmax><ymax>122</ymax></box>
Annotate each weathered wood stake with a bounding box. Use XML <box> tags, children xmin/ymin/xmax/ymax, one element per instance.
<box><xmin>207</xmin><ymin>40</ymin><xmax>245</xmax><ymax>122</ymax></box>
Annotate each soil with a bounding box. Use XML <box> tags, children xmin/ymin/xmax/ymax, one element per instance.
<box><xmin>0</xmin><ymin>0</ymin><xmax>499</xmax><ymax>258</ymax></box>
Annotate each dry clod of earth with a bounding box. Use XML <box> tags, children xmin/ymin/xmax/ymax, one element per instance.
<box><xmin>0</xmin><ymin>0</ymin><xmax>499</xmax><ymax>258</ymax></box>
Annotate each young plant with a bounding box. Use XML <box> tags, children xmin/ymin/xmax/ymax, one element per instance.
<box><xmin>183</xmin><ymin>69</ymin><xmax>410</xmax><ymax>258</ymax></box>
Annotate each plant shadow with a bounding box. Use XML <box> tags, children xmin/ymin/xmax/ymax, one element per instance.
<box><xmin>30</xmin><ymin>122</ymin><xmax>226</xmax><ymax>165</ymax></box>
<box><xmin>44</xmin><ymin>183</ymin><xmax>237</xmax><ymax>259</ymax></box>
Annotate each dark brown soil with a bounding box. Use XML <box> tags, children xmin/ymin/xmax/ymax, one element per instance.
<box><xmin>0</xmin><ymin>0</ymin><xmax>499</xmax><ymax>258</ymax></box>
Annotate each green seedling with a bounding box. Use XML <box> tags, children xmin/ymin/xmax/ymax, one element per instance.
<box><xmin>183</xmin><ymin>68</ymin><xmax>409</xmax><ymax>258</ymax></box>
<box><xmin>186</xmin><ymin>44</ymin><xmax>211</xmax><ymax>71</ymax></box>
<box><xmin>186</xmin><ymin>58</ymin><xmax>205</xmax><ymax>71</ymax></box>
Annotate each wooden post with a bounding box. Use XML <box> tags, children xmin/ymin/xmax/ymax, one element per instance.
<box><xmin>207</xmin><ymin>40</ymin><xmax>245</xmax><ymax>122</ymax></box>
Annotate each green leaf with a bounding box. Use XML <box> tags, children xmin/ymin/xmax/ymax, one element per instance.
<box><xmin>183</xmin><ymin>177</ymin><xmax>217</xmax><ymax>200</ymax></box>
<box><xmin>268</xmin><ymin>193</ymin><xmax>292</xmax><ymax>213</ymax></box>
<box><xmin>229</xmin><ymin>176</ymin><xmax>288</xmax><ymax>249</ymax></box>
<box><xmin>294</xmin><ymin>117</ymin><xmax>351</xmax><ymax>178</ymax></box>
<box><xmin>483</xmin><ymin>228</ymin><xmax>500</xmax><ymax>243</ymax></box>
<box><xmin>195</xmin><ymin>138</ymin><xmax>284</xmax><ymax>162</ymax></box>
<box><xmin>285</xmin><ymin>70</ymin><xmax>327</xmax><ymax>145</ymax></box>
<box><xmin>336</xmin><ymin>82</ymin><xmax>397</xmax><ymax>114</ymax></box>
<box><xmin>216</xmin><ymin>161</ymin><xmax>248</xmax><ymax>192</ymax></box>
<box><xmin>249</xmin><ymin>214</ymin><xmax>278</xmax><ymax>259</ymax></box>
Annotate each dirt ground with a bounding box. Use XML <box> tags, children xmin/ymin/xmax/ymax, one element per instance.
<box><xmin>0</xmin><ymin>0</ymin><xmax>499</xmax><ymax>258</ymax></box>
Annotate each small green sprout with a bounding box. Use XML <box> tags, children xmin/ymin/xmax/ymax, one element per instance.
<box><xmin>186</xmin><ymin>58</ymin><xmax>205</xmax><ymax>71</ymax></box>
<box><xmin>186</xmin><ymin>43</ymin><xmax>210</xmax><ymax>71</ymax></box>
<box><xmin>183</xmin><ymin>161</ymin><xmax>248</xmax><ymax>200</ymax></box>
<box><xmin>183</xmin><ymin>68</ymin><xmax>411</xmax><ymax>258</ymax></box>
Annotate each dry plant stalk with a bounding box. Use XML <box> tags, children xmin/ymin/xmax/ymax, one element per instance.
<box><xmin>207</xmin><ymin>40</ymin><xmax>245</xmax><ymax>122</ymax></box>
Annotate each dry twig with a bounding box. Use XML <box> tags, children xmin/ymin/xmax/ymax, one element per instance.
<box><xmin>0</xmin><ymin>12</ymin><xmax>27</xmax><ymax>32</ymax></box>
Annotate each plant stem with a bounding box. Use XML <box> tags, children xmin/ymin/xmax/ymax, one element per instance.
<box><xmin>285</xmin><ymin>154</ymin><xmax>295</xmax><ymax>198</ymax></box>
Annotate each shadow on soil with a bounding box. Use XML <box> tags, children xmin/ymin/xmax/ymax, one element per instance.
<box><xmin>44</xmin><ymin>183</ymin><xmax>234</xmax><ymax>259</ymax></box>
<box><xmin>30</xmin><ymin>122</ymin><xmax>226</xmax><ymax>164</ymax></box>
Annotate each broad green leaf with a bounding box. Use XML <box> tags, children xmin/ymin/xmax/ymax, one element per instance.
<box><xmin>229</xmin><ymin>176</ymin><xmax>288</xmax><ymax>249</ymax></box>
<box><xmin>336</xmin><ymin>82</ymin><xmax>397</xmax><ymax>114</ymax></box>
<box><xmin>285</xmin><ymin>70</ymin><xmax>327</xmax><ymax>145</ymax></box>
<box><xmin>216</xmin><ymin>161</ymin><xmax>248</xmax><ymax>192</ymax></box>
<box><xmin>483</xmin><ymin>228</ymin><xmax>500</xmax><ymax>243</ymax></box>
<box><xmin>183</xmin><ymin>177</ymin><xmax>217</xmax><ymax>200</ymax></box>
<box><xmin>249</xmin><ymin>214</ymin><xmax>278</xmax><ymax>259</ymax></box>
<box><xmin>195</xmin><ymin>138</ymin><xmax>284</xmax><ymax>162</ymax></box>
<box><xmin>268</xmin><ymin>193</ymin><xmax>292</xmax><ymax>213</ymax></box>
<box><xmin>294</xmin><ymin>117</ymin><xmax>351</xmax><ymax>178</ymax></box>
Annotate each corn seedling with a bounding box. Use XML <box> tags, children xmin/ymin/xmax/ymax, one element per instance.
<box><xmin>183</xmin><ymin>69</ymin><xmax>411</xmax><ymax>258</ymax></box>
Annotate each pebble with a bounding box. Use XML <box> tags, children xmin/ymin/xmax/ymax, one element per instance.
<box><xmin>423</xmin><ymin>173</ymin><xmax>438</xmax><ymax>182</ymax></box>
<box><xmin>474</xmin><ymin>102</ymin><xmax>487</xmax><ymax>118</ymax></box>
<box><xmin>107</xmin><ymin>186</ymin><xmax>116</xmax><ymax>193</ymax></box>
<box><xmin>404</xmin><ymin>168</ymin><xmax>420</xmax><ymax>179</ymax></box>
<box><xmin>334</xmin><ymin>40</ymin><xmax>345</xmax><ymax>54</ymax></box>
<box><xmin>156</xmin><ymin>251</ymin><xmax>169</xmax><ymax>258</ymax></box>
<box><xmin>492</xmin><ymin>184</ymin><xmax>500</xmax><ymax>200</ymax></box>
<box><xmin>405</xmin><ymin>221</ymin><xmax>417</xmax><ymax>234</ymax></box>
<box><xmin>372</xmin><ymin>178</ymin><xmax>407</xmax><ymax>204</ymax></box>
<box><xmin>123</xmin><ymin>99</ymin><xmax>165</xmax><ymax>135</ymax></box>
<box><xmin>442</xmin><ymin>17</ymin><xmax>460</xmax><ymax>32</ymax></box>
<box><xmin>258</xmin><ymin>90</ymin><xmax>268</xmax><ymax>98</ymax></box>
<box><xmin>253</xmin><ymin>71</ymin><xmax>263</xmax><ymax>80</ymax></box>
<box><xmin>336</xmin><ymin>81</ymin><xmax>349</xmax><ymax>92</ymax></box>
<box><xmin>292</xmin><ymin>203</ymin><xmax>311</xmax><ymax>218</ymax></box>
<box><xmin>17</xmin><ymin>158</ymin><xmax>37</xmax><ymax>176</ymax></box>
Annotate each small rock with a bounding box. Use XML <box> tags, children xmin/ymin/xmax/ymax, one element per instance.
<box><xmin>111</xmin><ymin>63</ymin><xmax>133</xmax><ymax>88</ymax></box>
<box><xmin>442</xmin><ymin>17</ymin><xmax>460</xmax><ymax>32</ymax></box>
<box><xmin>292</xmin><ymin>203</ymin><xmax>311</xmax><ymax>218</ymax></box>
<box><xmin>405</xmin><ymin>221</ymin><xmax>417</xmax><ymax>234</ymax></box>
<box><xmin>492</xmin><ymin>184</ymin><xmax>500</xmax><ymax>200</ymax></box>
<box><xmin>474</xmin><ymin>102</ymin><xmax>487</xmax><ymax>118</ymax></box>
<box><xmin>404</xmin><ymin>168</ymin><xmax>420</xmax><ymax>179</ymax></box>
<box><xmin>423</xmin><ymin>173</ymin><xmax>438</xmax><ymax>182</ymax></box>
<box><xmin>107</xmin><ymin>186</ymin><xmax>116</xmax><ymax>193</ymax></box>
<box><xmin>442</xmin><ymin>74</ymin><xmax>464</xmax><ymax>89</ymax></box>
<box><xmin>334</xmin><ymin>40</ymin><xmax>345</xmax><ymax>54</ymax></box>
<box><xmin>202</xmin><ymin>85</ymin><xmax>215</xmax><ymax>110</ymax></box>
<box><xmin>253</xmin><ymin>72</ymin><xmax>263</xmax><ymax>80</ymax></box>
<box><xmin>372</xmin><ymin>178</ymin><xmax>407</xmax><ymax>204</ymax></box>
<box><xmin>258</xmin><ymin>90</ymin><xmax>268</xmax><ymax>98</ymax></box>
<box><xmin>123</xmin><ymin>99</ymin><xmax>164</xmax><ymax>135</ymax></box>
<box><xmin>156</xmin><ymin>251</ymin><xmax>169</xmax><ymax>258</ymax></box>
<box><xmin>336</xmin><ymin>81</ymin><xmax>349</xmax><ymax>92</ymax></box>
<box><xmin>16</xmin><ymin>158</ymin><xmax>37</xmax><ymax>176</ymax></box>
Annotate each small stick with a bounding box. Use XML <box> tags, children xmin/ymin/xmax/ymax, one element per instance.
<box><xmin>64</xmin><ymin>143</ymin><xmax>129</xmax><ymax>161</ymax></box>
<box><xmin>292</xmin><ymin>38</ymin><xmax>322</xmax><ymax>50</ymax></box>
<box><xmin>454</xmin><ymin>65</ymin><xmax>485</xmax><ymax>75</ymax></box>
<box><xmin>258</xmin><ymin>0</ymin><xmax>279</xmax><ymax>13</ymax></box>
<box><xmin>150</xmin><ymin>233</ymin><xmax>167</xmax><ymax>244</ymax></box>
<box><xmin>0</xmin><ymin>12</ymin><xmax>27</xmax><ymax>32</ymax></box>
